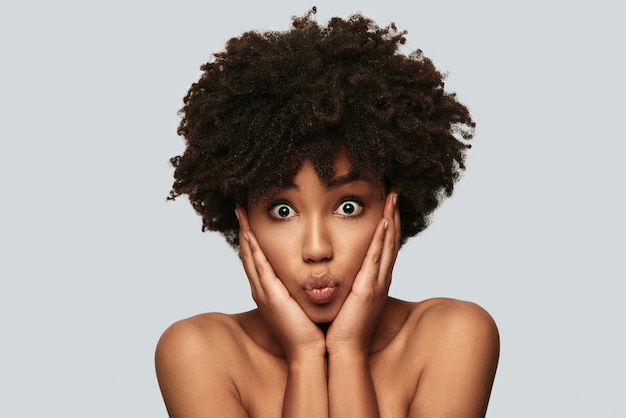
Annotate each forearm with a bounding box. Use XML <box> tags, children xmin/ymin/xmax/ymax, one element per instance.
<box><xmin>282</xmin><ymin>353</ymin><xmax>329</xmax><ymax>418</ymax></box>
<box><xmin>328</xmin><ymin>351</ymin><xmax>379</xmax><ymax>418</ymax></box>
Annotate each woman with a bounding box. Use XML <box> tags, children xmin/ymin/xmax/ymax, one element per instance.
<box><xmin>156</xmin><ymin>9</ymin><xmax>499</xmax><ymax>417</ymax></box>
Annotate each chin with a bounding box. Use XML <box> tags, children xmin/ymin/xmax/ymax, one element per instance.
<box><xmin>304</xmin><ymin>302</ymin><xmax>341</xmax><ymax>324</ymax></box>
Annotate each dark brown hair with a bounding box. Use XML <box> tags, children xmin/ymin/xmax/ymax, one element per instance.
<box><xmin>170</xmin><ymin>9</ymin><xmax>475</xmax><ymax>248</ymax></box>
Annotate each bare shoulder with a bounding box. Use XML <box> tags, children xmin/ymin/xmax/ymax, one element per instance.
<box><xmin>155</xmin><ymin>312</ymin><xmax>250</xmax><ymax>418</ymax></box>
<box><xmin>156</xmin><ymin>312</ymin><xmax>245</xmax><ymax>359</ymax></box>
<box><xmin>155</xmin><ymin>312</ymin><xmax>250</xmax><ymax>378</ymax></box>
<box><xmin>406</xmin><ymin>298</ymin><xmax>500</xmax><ymax>418</ymax></box>
<box><xmin>411</xmin><ymin>298</ymin><xmax>499</xmax><ymax>346</ymax></box>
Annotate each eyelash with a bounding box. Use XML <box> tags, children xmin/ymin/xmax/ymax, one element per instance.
<box><xmin>267</xmin><ymin>201</ymin><xmax>296</xmax><ymax>220</ymax></box>
<box><xmin>266</xmin><ymin>197</ymin><xmax>365</xmax><ymax>220</ymax></box>
<box><xmin>335</xmin><ymin>197</ymin><xmax>365</xmax><ymax>218</ymax></box>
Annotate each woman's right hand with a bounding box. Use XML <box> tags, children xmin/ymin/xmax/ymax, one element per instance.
<box><xmin>236</xmin><ymin>207</ymin><xmax>326</xmax><ymax>361</ymax></box>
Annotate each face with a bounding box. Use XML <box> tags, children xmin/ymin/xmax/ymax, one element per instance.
<box><xmin>247</xmin><ymin>154</ymin><xmax>385</xmax><ymax>323</ymax></box>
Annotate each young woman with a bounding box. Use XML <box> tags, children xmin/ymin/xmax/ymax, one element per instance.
<box><xmin>156</xmin><ymin>9</ymin><xmax>499</xmax><ymax>418</ymax></box>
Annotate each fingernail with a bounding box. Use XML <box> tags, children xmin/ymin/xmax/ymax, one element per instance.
<box><xmin>243</xmin><ymin>231</ymin><xmax>250</xmax><ymax>242</ymax></box>
<box><xmin>392</xmin><ymin>193</ymin><xmax>398</xmax><ymax>206</ymax></box>
<box><xmin>234</xmin><ymin>209</ymin><xmax>240</xmax><ymax>221</ymax></box>
<box><xmin>384</xmin><ymin>219</ymin><xmax>390</xmax><ymax>230</ymax></box>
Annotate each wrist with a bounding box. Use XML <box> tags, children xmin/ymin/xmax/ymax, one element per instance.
<box><xmin>326</xmin><ymin>344</ymin><xmax>369</xmax><ymax>361</ymax></box>
<box><xmin>326</xmin><ymin>336</ymin><xmax>370</xmax><ymax>357</ymax></box>
<box><xmin>284</xmin><ymin>343</ymin><xmax>327</xmax><ymax>364</ymax></box>
<box><xmin>285</xmin><ymin>351</ymin><xmax>327</xmax><ymax>377</ymax></box>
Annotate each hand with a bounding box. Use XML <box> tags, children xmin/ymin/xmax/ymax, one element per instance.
<box><xmin>325</xmin><ymin>192</ymin><xmax>401</xmax><ymax>355</ymax></box>
<box><xmin>236</xmin><ymin>207</ymin><xmax>326</xmax><ymax>361</ymax></box>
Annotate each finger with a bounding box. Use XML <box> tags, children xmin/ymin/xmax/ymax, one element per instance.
<box><xmin>236</xmin><ymin>207</ymin><xmax>263</xmax><ymax>282</ymax></box>
<box><xmin>356</xmin><ymin>192</ymin><xmax>397</xmax><ymax>281</ymax></box>
<box><xmin>393</xmin><ymin>192</ymin><xmax>401</xmax><ymax>249</ymax></box>
<box><xmin>238</xmin><ymin>226</ymin><xmax>265</xmax><ymax>301</ymax></box>
<box><xmin>236</xmin><ymin>207</ymin><xmax>273</xmax><ymax>301</ymax></box>
<box><xmin>236</xmin><ymin>207</ymin><xmax>291</xmax><ymax>299</ymax></box>
<box><xmin>244</xmin><ymin>228</ymin><xmax>293</xmax><ymax>303</ymax></box>
<box><xmin>235</xmin><ymin>206</ymin><xmax>251</xmax><ymax>231</ymax></box>
<box><xmin>392</xmin><ymin>192</ymin><xmax>401</xmax><ymax>262</ymax></box>
<box><xmin>236</xmin><ymin>207</ymin><xmax>253</xmax><ymax>273</ymax></box>
<box><xmin>351</xmin><ymin>214</ymin><xmax>389</xmax><ymax>297</ymax></box>
<box><xmin>235</xmin><ymin>206</ymin><xmax>248</xmax><ymax>262</ymax></box>
<box><xmin>377</xmin><ymin>192</ymin><xmax>400</xmax><ymax>286</ymax></box>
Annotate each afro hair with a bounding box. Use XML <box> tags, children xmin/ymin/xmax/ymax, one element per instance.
<box><xmin>170</xmin><ymin>8</ymin><xmax>475</xmax><ymax>248</ymax></box>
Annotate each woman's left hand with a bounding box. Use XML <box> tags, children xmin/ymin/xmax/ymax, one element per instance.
<box><xmin>325</xmin><ymin>191</ymin><xmax>401</xmax><ymax>355</ymax></box>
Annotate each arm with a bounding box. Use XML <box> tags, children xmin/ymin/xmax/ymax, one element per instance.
<box><xmin>327</xmin><ymin>350</ymin><xmax>379</xmax><ymax>417</ymax></box>
<box><xmin>237</xmin><ymin>190</ymin><xmax>400</xmax><ymax>418</ymax></box>
<box><xmin>281</xmin><ymin>352</ymin><xmax>328</xmax><ymax>417</ymax></box>
<box><xmin>326</xmin><ymin>192</ymin><xmax>400</xmax><ymax>417</ymax></box>
<box><xmin>237</xmin><ymin>208</ymin><xmax>329</xmax><ymax>418</ymax></box>
<box><xmin>409</xmin><ymin>301</ymin><xmax>500</xmax><ymax>418</ymax></box>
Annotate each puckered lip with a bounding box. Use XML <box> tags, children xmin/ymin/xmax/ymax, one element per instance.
<box><xmin>301</xmin><ymin>273</ymin><xmax>337</xmax><ymax>290</ymax></box>
<box><xmin>301</xmin><ymin>273</ymin><xmax>339</xmax><ymax>304</ymax></box>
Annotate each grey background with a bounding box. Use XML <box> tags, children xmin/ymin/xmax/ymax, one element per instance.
<box><xmin>1</xmin><ymin>0</ymin><xmax>624</xmax><ymax>416</ymax></box>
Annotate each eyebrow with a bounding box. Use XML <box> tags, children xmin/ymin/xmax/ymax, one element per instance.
<box><xmin>279</xmin><ymin>170</ymin><xmax>363</xmax><ymax>191</ymax></box>
<box><xmin>327</xmin><ymin>170</ymin><xmax>362</xmax><ymax>187</ymax></box>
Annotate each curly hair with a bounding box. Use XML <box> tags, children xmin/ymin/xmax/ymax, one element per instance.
<box><xmin>169</xmin><ymin>8</ymin><xmax>475</xmax><ymax>249</ymax></box>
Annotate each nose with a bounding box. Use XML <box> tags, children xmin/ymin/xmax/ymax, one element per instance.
<box><xmin>301</xmin><ymin>215</ymin><xmax>333</xmax><ymax>263</ymax></box>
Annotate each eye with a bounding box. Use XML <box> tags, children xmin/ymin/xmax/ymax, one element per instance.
<box><xmin>269</xmin><ymin>203</ymin><xmax>296</xmax><ymax>220</ymax></box>
<box><xmin>335</xmin><ymin>199</ymin><xmax>364</xmax><ymax>217</ymax></box>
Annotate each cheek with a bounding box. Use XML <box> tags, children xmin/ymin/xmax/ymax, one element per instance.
<box><xmin>247</xmin><ymin>211</ymin><xmax>287</xmax><ymax>275</ymax></box>
<box><xmin>334</xmin><ymin>220</ymin><xmax>379</xmax><ymax>275</ymax></box>
<box><xmin>253</xmin><ymin>227</ymin><xmax>297</xmax><ymax>281</ymax></box>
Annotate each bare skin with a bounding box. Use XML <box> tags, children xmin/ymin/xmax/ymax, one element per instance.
<box><xmin>155</xmin><ymin>158</ymin><xmax>500</xmax><ymax>417</ymax></box>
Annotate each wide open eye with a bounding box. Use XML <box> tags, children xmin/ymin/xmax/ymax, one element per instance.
<box><xmin>269</xmin><ymin>203</ymin><xmax>296</xmax><ymax>220</ymax></box>
<box><xmin>335</xmin><ymin>199</ymin><xmax>364</xmax><ymax>217</ymax></box>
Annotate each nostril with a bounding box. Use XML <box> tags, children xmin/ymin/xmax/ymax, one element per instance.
<box><xmin>306</xmin><ymin>255</ymin><xmax>331</xmax><ymax>263</ymax></box>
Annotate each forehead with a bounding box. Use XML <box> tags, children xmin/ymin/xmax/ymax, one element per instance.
<box><xmin>248</xmin><ymin>149</ymin><xmax>385</xmax><ymax>205</ymax></box>
<box><xmin>272</xmin><ymin>154</ymin><xmax>383</xmax><ymax>196</ymax></box>
<box><xmin>283</xmin><ymin>152</ymin><xmax>362</xmax><ymax>189</ymax></box>
<box><xmin>333</xmin><ymin>151</ymin><xmax>351</xmax><ymax>177</ymax></box>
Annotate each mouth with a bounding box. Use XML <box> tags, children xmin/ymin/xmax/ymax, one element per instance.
<box><xmin>302</xmin><ymin>274</ymin><xmax>338</xmax><ymax>305</ymax></box>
